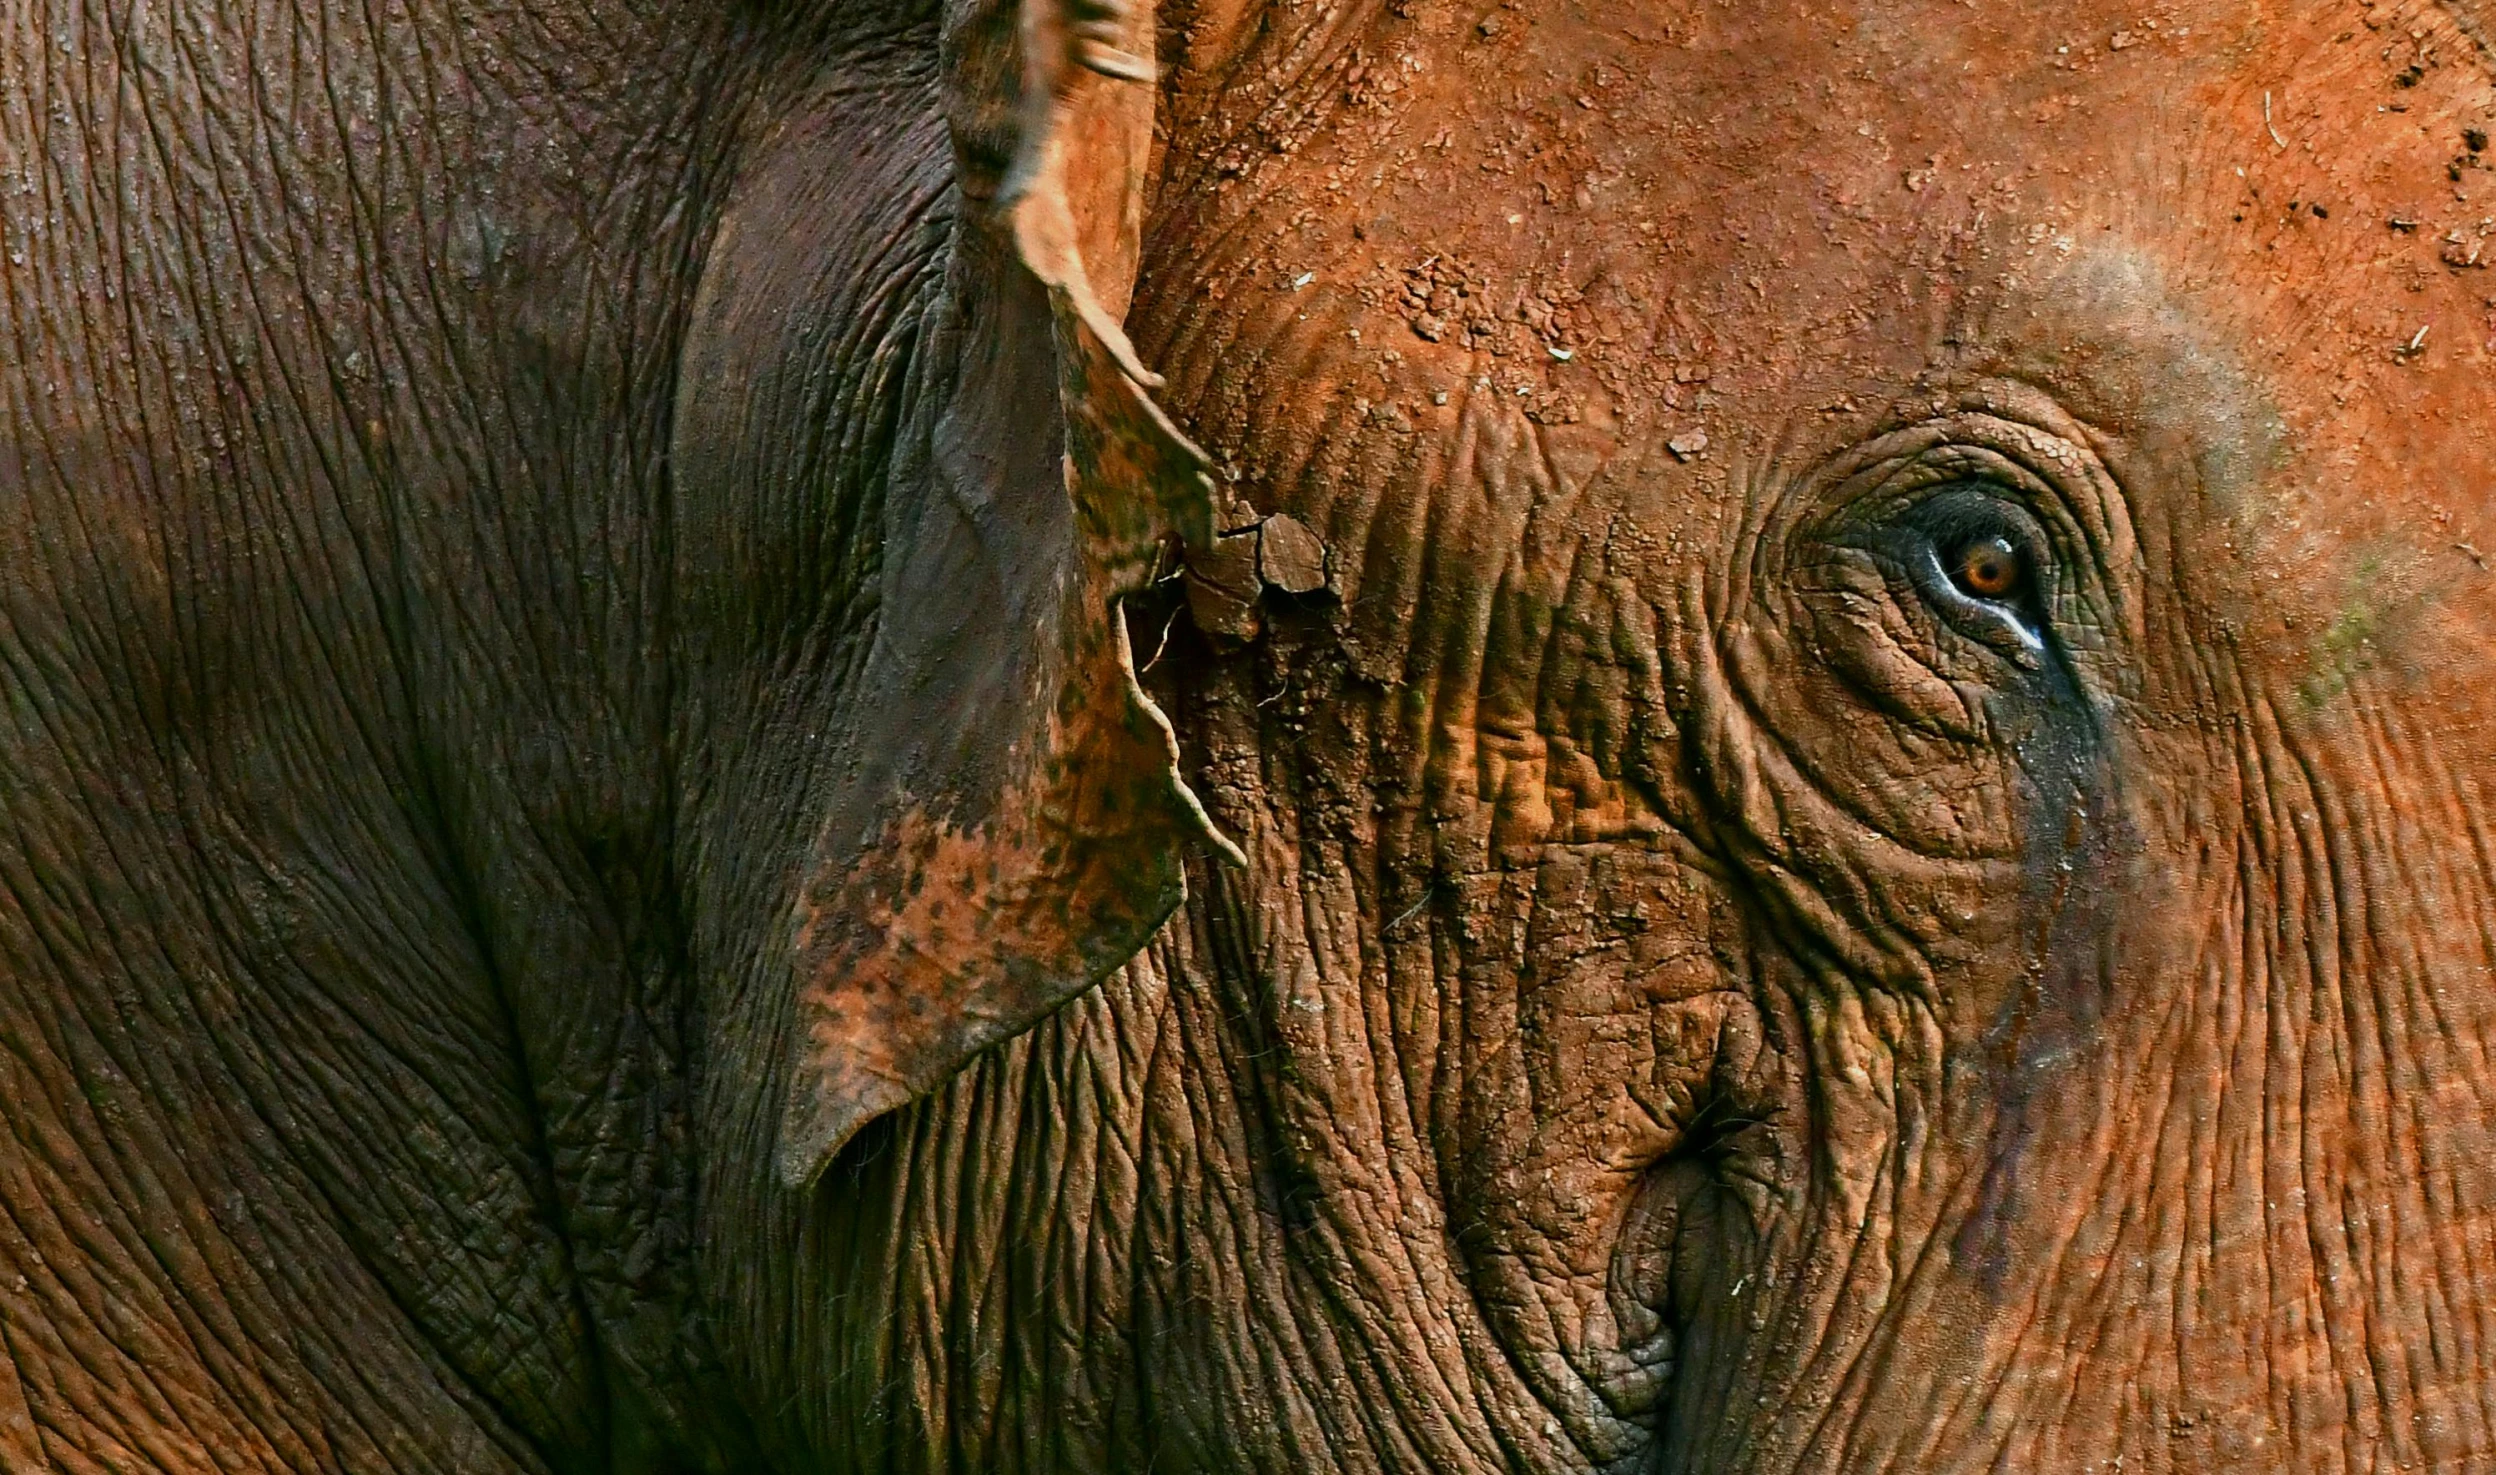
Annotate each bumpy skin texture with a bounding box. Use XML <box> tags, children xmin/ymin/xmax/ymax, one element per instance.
<box><xmin>8</xmin><ymin>0</ymin><xmax>2496</xmax><ymax>1470</ymax></box>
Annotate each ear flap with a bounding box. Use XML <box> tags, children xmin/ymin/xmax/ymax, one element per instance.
<box><xmin>776</xmin><ymin>0</ymin><xmax>1240</xmax><ymax>1190</ymax></box>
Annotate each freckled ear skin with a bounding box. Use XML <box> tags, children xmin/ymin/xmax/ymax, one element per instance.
<box><xmin>775</xmin><ymin>0</ymin><xmax>1239</xmax><ymax>1191</ymax></box>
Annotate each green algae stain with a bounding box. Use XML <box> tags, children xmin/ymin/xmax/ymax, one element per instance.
<box><xmin>2298</xmin><ymin>555</ymin><xmax>2392</xmax><ymax>713</ymax></box>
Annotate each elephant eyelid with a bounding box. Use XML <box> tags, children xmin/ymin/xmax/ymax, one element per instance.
<box><xmin>1875</xmin><ymin>485</ymin><xmax>2058</xmax><ymax>664</ymax></box>
<box><xmin>1913</xmin><ymin>540</ymin><xmax>2047</xmax><ymax>658</ymax></box>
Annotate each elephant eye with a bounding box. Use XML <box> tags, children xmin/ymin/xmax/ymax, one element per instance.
<box><xmin>1949</xmin><ymin>534</ymin><xmax>2025</xmax><ymax>602</ymax></box>
<box><xmin>1887</xmin><ymin>486</ymin><xmax>2054</xmax><ymax>659</ymax></box>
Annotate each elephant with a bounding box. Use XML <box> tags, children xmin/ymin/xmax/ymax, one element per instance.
<box><xmin>5</xmin><ymin>0</ymin><xmax>2496</xmax><ymax>1466</ymax></box>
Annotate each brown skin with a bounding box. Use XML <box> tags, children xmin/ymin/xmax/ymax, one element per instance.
<box><xmin>5</xmin><ymin>0</ymin><xmax>2496</xmax><ymax>1470</ymax></box>
<box><xmin>1094</xmin><ymin>0</ymin><xmax>2496</xmax><ymax>1467</ymax></box>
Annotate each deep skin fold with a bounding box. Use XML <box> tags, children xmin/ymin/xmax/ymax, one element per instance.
<box><xmin>10</xmin><ymin>0</ymin><xmax>2496</xmax><ymax>1472</ymax></box>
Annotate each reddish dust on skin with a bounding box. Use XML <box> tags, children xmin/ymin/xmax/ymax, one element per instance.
<box><xmin>785</xmin><ymin>743</ymin><xmax>1186</xmax><ymax>1182</ymax></box>
<box><xmin>1103</xmin><ymin>0</ymin><xmax>2496</xmax><ymax>1468</ymax></box>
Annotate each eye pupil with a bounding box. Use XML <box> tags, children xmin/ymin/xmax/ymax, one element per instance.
<box><xmin>1955</xmin><ymin>534</ymin><xmax>2023</xmax><ymax>599</ymax></box>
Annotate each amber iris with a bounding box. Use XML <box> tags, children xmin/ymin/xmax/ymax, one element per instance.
<box><xmin>1953</xmin><ymin>534</ymin><xmax>2023</xmax><ymax>600</ymax></box>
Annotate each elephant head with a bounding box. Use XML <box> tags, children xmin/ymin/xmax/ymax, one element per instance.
<box><xmin>6</xmin><ymin>0</ymin><xmax>2496</xmax><ymax>1469</ymax></box>
<box><xmin>741</xmin><ymin>0</ymin><xmax>2496</xmax><ymax>1469</ymax></box>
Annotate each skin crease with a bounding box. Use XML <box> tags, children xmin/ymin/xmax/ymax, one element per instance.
<box><xmin>6</xmin><ymin>0</ymin><xmax>2496</xmax><ymax>1474</ymax></box>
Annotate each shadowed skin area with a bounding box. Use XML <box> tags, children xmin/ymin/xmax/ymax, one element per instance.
<box><xmin>5</xmin><ymin>0</ymin><xmax>2496</xmax><ymax>1471</ymax></box>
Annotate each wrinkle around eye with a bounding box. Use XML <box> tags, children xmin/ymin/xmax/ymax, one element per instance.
<box><xmin>1792</xmin><ymin>555</ymin><xmax>1991</xmax><ymax>743</ymax></box>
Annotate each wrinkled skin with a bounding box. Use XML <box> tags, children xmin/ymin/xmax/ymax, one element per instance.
<box><xmin>6</xmin><ymin>0</ymin><xmax>2496</xmax><ymax>1469</ymax></box>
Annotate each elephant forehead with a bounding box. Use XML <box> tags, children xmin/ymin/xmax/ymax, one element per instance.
<box><xmin>1336</xmin><ymin>0</ymin><xmax>2483</xmax><ymax>281</ymax></box>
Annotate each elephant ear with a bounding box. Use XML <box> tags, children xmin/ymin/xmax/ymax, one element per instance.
<box><xmin>776</xmin><ymin>0</ymin><xmax>1240</xmax><ymax>1190</ymax></box>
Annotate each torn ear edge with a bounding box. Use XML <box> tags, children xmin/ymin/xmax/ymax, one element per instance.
<box><xmin>772</xmin><ymin>3</ymin><xmax>1240</xmax><ymax>1193</ymax></box>
<box><xmin>1000</xmin><ymin>0</ymin><xmax>1245</xmax><ymax>858</ymax></box>
<box><xmin>1008</xmin><ymin>0</ymin><xmax>1230</xmax><ymax>729</ymax></box>
<box><xmin>1005</xmin><ymin>0</ymin><xmax>1244</xmax><ymax>850</ymax></box>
